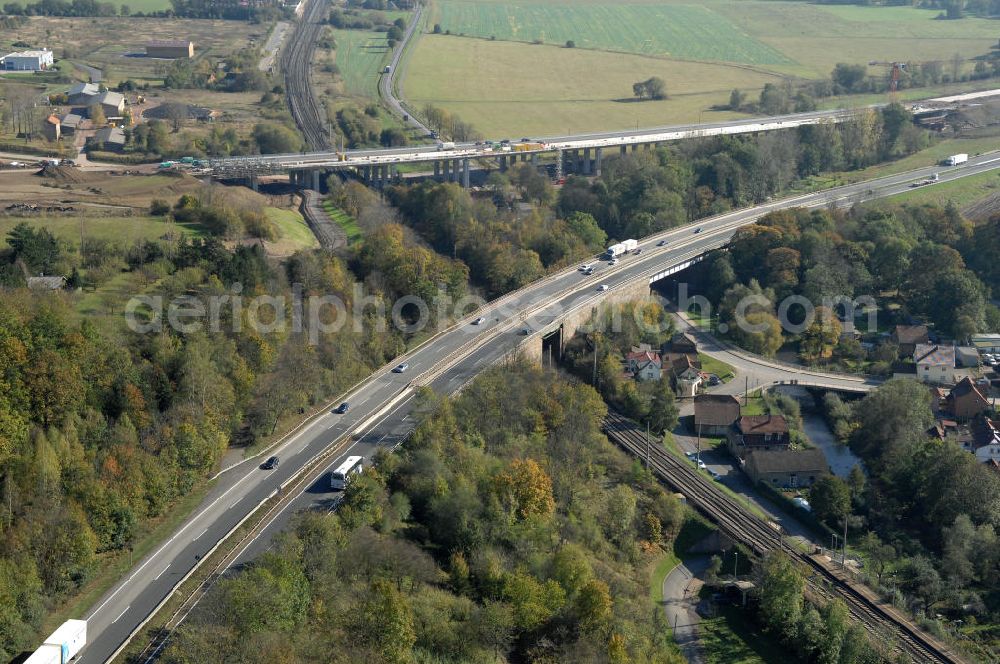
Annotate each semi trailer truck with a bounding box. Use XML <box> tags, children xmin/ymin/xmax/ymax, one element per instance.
<box><xmin>25</xmin><ymin>619</ymin><xmax>87</xmax><ymax>664</ymax></box>
<box><xmin>606</xmin><ymin>239</ymin><xmax>638</xmax><ymax>258</ymax></box>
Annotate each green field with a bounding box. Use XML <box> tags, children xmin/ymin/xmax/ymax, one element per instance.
<box><xmin>405</xmin><ymin>0</ymin><xmax>1000</xmax><ymax>134</ymax></box>
<box><xmin>432</xmin><ymin>0</ymin><xmax>792</xmax><ymax>65</ymax></box>
<box><xmin>405</xmin><ymin>35</ymin><xmax>778</xmax><ymax>136</ymax></box>
<box><xmin>332</xmin><ymin>28</ymin><xmax>392</xmax><ymax>98</ymax></box>
<box><xmin>0</xmin><ymin>215</ymin><xmax>203</xmax><ymax>248</ymax></box>
<box><xmin>264</xmin><ymin>207</ymin><xmax>319</xmax><ymax>249</ymax></box>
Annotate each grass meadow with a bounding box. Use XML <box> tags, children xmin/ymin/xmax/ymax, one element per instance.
<box><xmin>405</xmin><ymin>0</ymin><xmax>1000</xmax><ymax>134</ymax></box>
<box><xmin>404</xmin><ymin>35</ymin><xmax>780</xmax><ymax>136</ymax></box>
<box><xmin>430</xmin><ymin>0</ymin><xmax>792</xmax><ymax>65</ymax></box>
<box><xmin>331</xmin><ymin>28</ymin><xmax>393</xmax><ymax>98</ymax></box>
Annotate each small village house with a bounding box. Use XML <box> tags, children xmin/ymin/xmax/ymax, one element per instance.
<box><xmin>913</xmin><ymin>344</ymin><xmax>956</xmax><ymax>385</ymax></box>
<box><xmin>945</xmin><ymin>377</ymin><xmax>991</xmax><ymax>422</ymax></box>
<box><xmin>744</xmin><ymin>449</ymin><xmax>828</xmax><ymax>489</ymax></box>
<box><xmin>727</xmin><ymin>414</ymin><xmax>790</xmax><ymax>459</ymax></box>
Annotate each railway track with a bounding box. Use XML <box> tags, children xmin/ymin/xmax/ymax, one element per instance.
<box><xmin>282</xmin><ymin>0</ymin><xmax>330</xmax><ymax>151</ymax></box>
<box><xmin>602</xmin><ymin>411</ymin><xmax>966</xmax><ymax>664</ymax></box>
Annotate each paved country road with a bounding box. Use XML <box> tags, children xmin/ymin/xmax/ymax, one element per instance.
<box><xmin>378</xmin><ymin>4</ymin><xmax>430</xmax><ymax>135</ymax></box>
<box><xmin>77</xmin><ymin>153</ymin><xmax>1000</xmax><ymax>664</ymax></box>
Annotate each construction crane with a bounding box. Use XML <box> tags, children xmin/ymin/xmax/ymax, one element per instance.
<box><xmin>868</xmin><ymin>61</ymin><xmax>907</xmax><ymax>94</ymax></box>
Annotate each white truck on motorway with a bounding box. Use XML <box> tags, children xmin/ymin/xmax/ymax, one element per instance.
<box><xmin>944</xmin><ymin>153</ymin><xmax>968</xmax><ymax>166</ymax></box>
<box><xmin>25</xmin><ymin>619</ymin><xmax>87</xmax><ymax>664</ymax></box>
<box><xmin>605</xmin><ymin>238</ymin><xmax>638</xmax><ymax>258</ymax></box>
<box><xmin>437</xmin><ymin>141</ymin><xmax>456</xmax><ymax>151</ymax></box>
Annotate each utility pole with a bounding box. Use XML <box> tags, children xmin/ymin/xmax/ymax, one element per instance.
<box><xmin>733</xmin><ymin>550</ymin><xmax>738</xmax><ymax>579</ymax></box>
<box><xmin>842</xmin><ymin>515</ymin><xmax>848</xmax><ymax>570</ymax></box>
<box><xmin>696</xmin><ymin>424</ymin><xmax>702</xmax><ymax>464</ymax></box>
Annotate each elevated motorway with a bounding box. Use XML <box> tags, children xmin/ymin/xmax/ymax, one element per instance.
<box><xmin>82</xmin><ymin>154</ymin><xmax>1000</xmax><ymax>664</ymax></box>
<box><xmin>211</xmin><ymin>88</ymin><xmax>1000</xmax><ymax>183</ymax></box>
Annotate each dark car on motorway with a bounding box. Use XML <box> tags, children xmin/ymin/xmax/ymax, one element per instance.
<box><xmin>263</xmin><ymin>456</ymin><xmax>279</xmax><ymax>470</ymax></box>
<box><xmin>334</xmin><ymin>402</ymin><xmax>350</xmax><ymax>414</ymax></box>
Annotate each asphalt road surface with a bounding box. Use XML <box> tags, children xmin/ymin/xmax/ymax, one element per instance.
<box><xmin>378</xmin><ymin>4</ymin><xmax>430</xmax><ymax>135</ymax></box>
<box><xmin>78</xmin><ymin>152</ymin><xmax>1000</xmax><ymax>664</ymax></box>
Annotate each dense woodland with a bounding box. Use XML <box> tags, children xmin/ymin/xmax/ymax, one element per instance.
<box><xmin>162</xmin><ymin>360</ymin><xmax>688</xmax><ymax>664</ymax></box>
<box><xmin>683</xmin><ymin>203</ymin><xmax>1000</xmax><ymax>364</ymax></box>
<box><xmin>0</xmin><ymin>181</ymin><xmax>485</xmax><ymax>660</ymax></box>
<box><xmin>821</xmin><ymin>381</ymin><xmax>1000</xmax><ymax>654</ymax></box>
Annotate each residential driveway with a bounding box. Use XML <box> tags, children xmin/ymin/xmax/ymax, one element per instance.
<box><xmin>662</xmin><ymin>556</ymin><xmax>709</xmax><ymax>664</ymax></box>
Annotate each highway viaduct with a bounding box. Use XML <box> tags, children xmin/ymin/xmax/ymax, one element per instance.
<box><xmin>208</xmin><ymin>89</ymin><xmax>997</xmax><ymax>192</ymax></box>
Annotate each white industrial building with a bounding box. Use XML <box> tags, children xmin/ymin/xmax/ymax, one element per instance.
<box><xmin>1</xmin><ymin>48</ymin><xmax>54</xmax><ymax>71</ymax></box>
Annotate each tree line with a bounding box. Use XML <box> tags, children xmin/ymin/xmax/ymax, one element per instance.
<box><xmin>686</xmin><ymin>201</ymin><xmax>999</xmax><ymax>363</ymax></box>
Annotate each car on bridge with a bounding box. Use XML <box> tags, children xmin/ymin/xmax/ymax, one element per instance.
<box><xmin>333</xmin><ymin>402</ymin><xmax>349</xmax><ymax>414</ymax></box>
<box><xmin>392</xmin><ymin>362</ymin><xmax>409</xmax><ymax>373</ymax></box>
<box><xmin>262</xmin><ymin>456</ymin><xmax>279</xmax><ymax>470</ymax></box>
<box><xmin>597</xmin><ymin>284</ymin><xmax>609</xmax><ymax>291</ymax></box>
<box><xmin>472</xmin><ymin>317</ymin><xmax>485</xmax><ymax>325</ymax></box>
<box><xmin>657</xmin><ymin>239</ymin><xmax>667</xmax><ymax>246</ymax></box>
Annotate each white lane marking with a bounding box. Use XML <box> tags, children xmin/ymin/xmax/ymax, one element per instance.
<box><xmin>87</xmin><ymin>461</ymin><xmax>260</xmax><ymax>620</ymax></box>
<box><xmin>193</xmin><ymin>528</ymin><xmax>207</xmax><ymax>541</ymax></box>
<box><xmin>113</xmin><ymin>607</ymin><xmax>129</xmax><ymax>623</ymax></box>
<box><xmin>230</xmin><ymin>499</ymin><xmax>241</xmax><ymax>510</ymax></box>
<box><xmin>153</xmin><ymin>565</ymin><xmax>169</xmax><ymax>581</ymax></box>
<box><xmin>225</xmin><ymin>395</ymin><xmax>416</xmax><ymax>569</ymax></box>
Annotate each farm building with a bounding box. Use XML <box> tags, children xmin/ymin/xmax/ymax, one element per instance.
<box><xmin>67</xmin><ymin>82</ymin><xmax>100</xmax><ymax>106</ymax></box>
<box><xmin>59</xmin><ymin>113</ymin><xmax>82</xmax><ymax>134</ymax></box>
<box><xmin>97</xmin><ymin>90</ymin><xmax>126</xmax><ymax>118</ymax></box>
<box><xmin>89</xmin><ymin>126</ymin><xmax>126</xmax><ymax>152</ymax></box>
<box><xmin>146</xmin><ymin>40</ymin><xmax>194</xmax><ymax>59</ymax></box>
<box><xmin>1</xmin><ymin>48</ymin><xmax>53</xmax><ymax>71</ymax></box>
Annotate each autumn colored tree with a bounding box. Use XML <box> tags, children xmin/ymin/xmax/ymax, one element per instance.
<box><xmin>493</xmin><ymin>458</ymin><xmax>555</xmax><ymax>521</ymax></box>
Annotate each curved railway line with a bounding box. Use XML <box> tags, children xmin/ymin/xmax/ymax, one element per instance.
<box><xmin>602</xmin><ymin>411</ymin><xmax>967</xmax><ymax>664</ymax></box>
<box><xmin>282</xmin><ymin>0</ymin><xmax>330</xmax><ymax>150</ymax></box>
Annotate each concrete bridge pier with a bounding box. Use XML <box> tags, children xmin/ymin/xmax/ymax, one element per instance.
<box><xmin>530</xmin><ymin>153</ymin><xmax>539</xmax><ymax>167</ymax></box>
<box><xmin>620</xmin><ymin>145</ymin><xmax>627</xmax><ymax>156</ymax></box>
<box><xmin>630</xmin><ymin>143</ymin><xmax>638</xmax><ymax>153</ymax></box>
<box><xmin>582</xmin><ymin>148</ymin><xmax>591</xmax><ymax>175</ymax></box>
<box><xmin>442</xmin><ymin>159</ymin><xmax>450</xmax><ymax>180</ymax></box>
<box><xmin>433</xmin><ymin>161</ymin><xmax>440</xmax><ymax>179</ymax></box>
<box><xmin>453</xmin><ymin>159</ymin><xmax>462</xmax><ymax>182</ymax></box>
<box><xmin>461</xmin><ymin>158</ymin><xmax>470</xmax><ymax>188</ymax></box>
<box><xmin>594</xmin><ymin>147</ymin><xmax>603</xmax><ymax>176</ymax></box>
<box><xmin>312</xmin><ymin>169</ymin><xmax>321</xmax><ymax>191</ymax></box>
